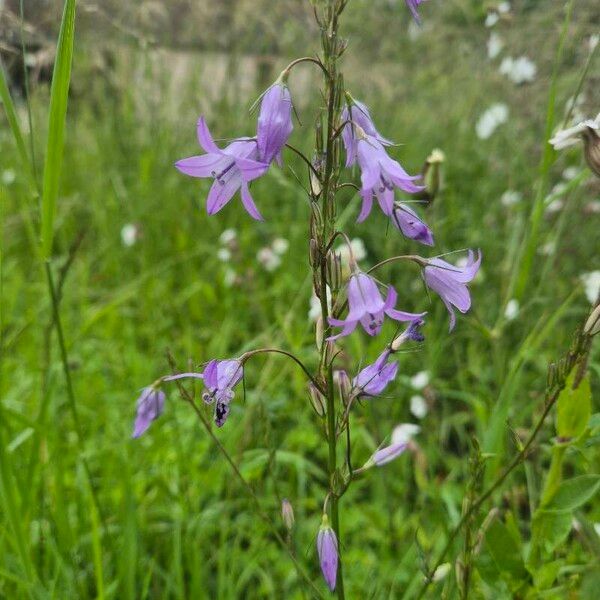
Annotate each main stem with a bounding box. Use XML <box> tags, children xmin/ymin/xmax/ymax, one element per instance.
<box><xmin>318</xmin><ymin>2</ymin><xmax>345</xmax><ymax>598</ymax></box>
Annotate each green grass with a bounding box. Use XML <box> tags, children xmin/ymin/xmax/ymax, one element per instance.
<box><xmin>1</xmin><ymin>1</ymin><xmax>599</xmax><ymax>598</ymax></box>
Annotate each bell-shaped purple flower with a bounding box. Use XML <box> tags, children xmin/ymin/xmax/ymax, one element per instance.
<box><xmin>391</xmin><ymin>203</ymin><xmax>434</xmax><ymax>246</ymax></box>
<box><xmin>328</xmin><ymin>271</ymin><xmax>424</xmax><ymax>340</ymax></box>
<box><xmin>175</xmin><ymin>117</ymin><xmax>269</xmax><ymax>220</ymax></box>
<box><xmin>132</xmin><ymin>387</ymin><xmax>166</xmax><ymax>438</ymax></box>
<box><xmin>257</xmin><ymin>81</ymin><xmax>293</xmax><ymax>166</ymax></box>
<box><xmin>391</xmin><ymin>317</ymin><xmax>426</xmax><ymax>350</ymax></box>
<box><xmin>365</xmin><ymin>424</ymin><xmax>420</xmax><ymax>468</ymax></box>
<box><xmin>341</xmin><ymin>99</ymin><xmax>393</xmax><ymax>168</ymax></box>
<box><xmin>423</xmin><ymin>250</ymin><xmax>482</xmax><ymax>331</ymax></box>
<box><xmin>406</xmin><ymin>0</ymin><xmax>426</xmax><ymax>23</ymax></box>
<box><xmin>355</xmin><ymin>133</ymin><xmax>423</xmax><ymax>222</ymax></box>
<box><xmin>317</xmin><ymin>515</ymin><xmax>338</xmax><ymax>591</ymax></box>
<box><xmin>352</xmin><ymin>349</ymin><xmax>398</xmax><ymax>398</ymax></box>
<box><xmin>202</xmin><ymin>359</ymin><xmax>244</xmax><ymax>427</ymax></box>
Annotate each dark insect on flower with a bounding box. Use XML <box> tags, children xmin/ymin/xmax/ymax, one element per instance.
<box><xmin>202</xmin><ymin>359</ymin><xmax>244</xmax><ymax>427</ymax></box>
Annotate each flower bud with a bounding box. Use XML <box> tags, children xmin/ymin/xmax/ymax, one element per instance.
<box><xmin>317</xmin><ymin>515</ymin><xmax>338</xmax><ymax>591</ymax></box>
<box><xmin>334</xmin><ymin>370</ymin><xmax>352</xmax><ymax>406</ymax></box>
<box><xmin>414</xmin><ymin>148</ymin><xmax>445</xmax><ymax>203</ymax></box>
<box><xmin>281</xmin><ymin>498</ymin><xmax>295</xmax><ymax>530</ymax></box>
<box><xmin>584</xmin><ymin>304</ymin><xmax>600</xmax><ymax>336</ymax></box>
<box><xmin>308</xmin><ymin>382</ymin><xmax>326</xmax><ymax>417</ymax></box>
<box><xmin>583</xmin><ymin>127</ymin><xmax>600</xmax><ymax>177</ymax></box>
<box><xmin>315</xmin><ymin>315</ymin><xmax>324</xmax><ymax>352</ymax></box>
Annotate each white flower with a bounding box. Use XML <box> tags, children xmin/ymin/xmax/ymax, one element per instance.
<box><xmin>2</xmin><ymin>169</ymin><xmax>16</xmax><ymax>185</ymax></box>
<box><xmin>309</xmin><ymin>286</ymin><xmax>332</xmax><ymax>321</ymax></box>
<box><xmin>485</xmin><ymin>12</ymin><xmax>499</xmax><ymax>28</ymax></box>
<box><xmin>410</xmin><ymin>371</ymin><xmax>429</xmax><ymax>390</ymax></box>
<box><xmin>120</xmin><ymin>224</ymin><xmax>138</xmax><ymax>247</ymax></box>
<box><xmin>391</xmin><ymin>423</ymin><xmax>420</xmax><ymax>445</ymax></box>
<box><xmin>550</xmin><ymin>113</ymin><xmax>600</xmax><ymax>150</ymax></box>
<box><xmin>272</xmin><ymin>237</ymin><xmax>289</xmax><ymax>255</ymax></box>
<box><xmin>562</xmin><ymin>166</ymin><xmax>579</xmax><ymax>180</ymax></box>
<box><xmin>501</xmin><ymin>190</ymin><xmax>522</xmax><ymax>207</ymax></box>
<box><xmin>585</xmin><ymin>200</ymin><xmax>600</xmax><ymax>214</ymax></box>
<box><xmin>539</xmin><ymin>241</ymin><xmax>556</xmax><ymax>256</ymax></box>
<box><xmin>545</xmin><ymin>199</ymin><xmax>563</xmax><ymax>214</ymax></box>
<box><xmin>487</xmin><ymin>33</ymin><xmax>504</xmax><ymax>59</ymax></box>
<box><xmin>432</xmin><ymin>563</ymin><xmax>452</xmax><ymax>582</ymax></box>
<box><xmin>580</xmin><ymin>271</ymin><xmax>600</xmax><ymax>304</ymax></box>
<box><xmin>476</xmin><ymin>103</ymin><xmax>509</xmax><ymax>140</ymax></box>
<box><xmin>217</xmin><ymin>248</ymin><xmax>231</xmax><ymax>262</ymax></box>
<box><xmin>499</xmin><ymin>56</ymin><xmax>537</xmax><ymax>84</ymax></box>
<box><xmin>504</xmin><ymin>299</ymin><xmax>519</xmax><ymax>321</ymax></box>
<box><xmin>257</xmin><ymin>247</ymin><xmax>281</xmax><ymax>272</ymax></box>
<box><xmin>589</xmin><ymin>35</ymin><xmax>599</xmax><ymax>53</ymax></box>
<box><xmin>410</xmin><ymin>395</ymin><xmax>428</xmax><ymax>419</ymax></box>
<box><xmin>497</xmin><ymin>2</ymin><xmax>511</xmax><ymax>14</ymax></box>
<box><xmin>219</xmin><ymin>228</ymin><xmax>237</xmax><ymax>245</ymax></box>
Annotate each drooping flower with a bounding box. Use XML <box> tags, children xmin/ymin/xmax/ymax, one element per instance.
<box><xmin>550</xmin><ymin>113</ymin><xmax>600</xmax><ymax>177</ymax></box>
<box><xmin>390</xmin><ymin>317</ymin><xmax>426</xmax><ymax>350</ymax></box>
<box><xmin>423</xmin><ymin>250</ymin><xmax>482</xmax><ymax>330</ymax></box>
<box><xmin>132</xmin><ymin>387</ymin><xmax>166</xmax><ymax>438</ymax></box>
<box><xmin>175</xmin><ymin>117</ymin><xmax>269</xmax><ymax>220</ymax></box>
<box><xmin>405</xmin><ymin>0</ymin><xmax>426</xmax><ymax>23</ymax></box>
<box><xmin>355</xmin><ymin>131</ymin><xmax>423</xmax><ymax>222</ymax></box>
<box><xmin>202</xmin><ymin>359</ymin><xmax>244</xmax><ymax>427</ymax></box>
<box><xmin>317</xmin><ymin>515</ymin><xmax>338</xmax><ymax>591</ymax></box>
<box><xmin>341</xmin><ymin>99</ymin><xmax>393</xmax><ymax>167</ymax></box>
<box><xmin>363</xmin><ymin>423</ymin><xmax>420</xmax><ymax>468</ymax></box>
<box><xmin>256</xmin><ymin>81</ymin><xmax>294</xmax><ymax>165</ymax></box>
<box><xmin>351</xmin><ymin>349</ymin><xmax>398</xmax><ymax>398</ymax></box>
<box><xmin>328</xmin><ymin>272</ymin><xmax>424</xmax><ymax>340</ymax></box>
<box><xmin>390</xmin><ymin>203</ymin><xmax>434</xmax><ymax>246</ymax></box>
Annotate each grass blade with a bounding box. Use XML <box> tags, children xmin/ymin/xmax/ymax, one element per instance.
<box><xmin>40</xmin><ymin>0</ymin><xmax>77</xmax><ymax>260</ymax></box>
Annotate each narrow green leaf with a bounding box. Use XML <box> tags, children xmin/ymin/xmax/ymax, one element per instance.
<box><xmin>548</xmin><ymin>475</ymin><xmax>600</xmax><ymax>512</ymax></box>
<box><xmin>556</xmin><ymin>370</ymin><xmax>591</xmax><ymax>440</ymax></box>
<box><xmin>40</xmin><ymin>0</ymin><xmax>77</xmax><ymax>260</ymax></box>
<box><xmin>484</xmin><ymin>518</ymin><xmax>528</xmax><ymax>584</ymax></box>
<box><xmin>531</xmin><ymin>509</ymin><xmax>572</xmax><ymax>554</ymax></box>
<box><xmin>0</xmin><ymin>61</ymin><xmax>30</xmax><ymax>174</ymax></box>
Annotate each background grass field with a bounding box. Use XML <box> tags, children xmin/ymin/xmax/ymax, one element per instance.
<box><xmin>1</xmin><ymin>0</ymin><xmax>599</xmax><ymax>598</ymax></box>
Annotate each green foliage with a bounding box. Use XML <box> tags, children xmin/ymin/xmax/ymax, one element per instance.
<box><xmin>556</xmin><ymin>371</ymin><xmax>592</xmax><ymax>440</ymax></box>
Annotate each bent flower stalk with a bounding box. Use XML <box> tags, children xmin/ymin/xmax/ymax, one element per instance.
<box><xmin>132</xmin><ymin>1</ymin><xmax>481</xmax><ymax>595</ymax></box>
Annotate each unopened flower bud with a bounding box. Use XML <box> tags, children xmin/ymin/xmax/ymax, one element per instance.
<box><xmin>281</xmin><ymin>498</ymin><xmax>295</xmax><ymax>530</ymax></box>
<box><xmin>315</xmin><ymin>315</ymin><xmax>324</xmax><ymax>351</ymax></box>
<box><xmin>584</xmin><ymin>304</ymin><xmax>600</xmax><ymax>336</ymax></box>
<box><xmin>414</xmin><ymin>148</ymin><xmax>445</xmax><ymax>203</ymax></box>
<box><xmin>334</xmin><ymin>370</ymin><xmax>352</xmax><ymax>406</ymax></box>
<box><xmin>583</xmin><ymin>127</ymin><xmax>600</xmax><ymax>177</ymax></box>
<box><xmin>308</xmin><ymin>382</ymin><xmax>326</xmax><ymax>417</ymax></box>
<box><xmin>317</xmin><ymin>515</ymin><xmax>338</xmax><ymax>591</ymax></box>
<box><xmin>309</xmin><ymin>239</ymin><xmax>319</xmax><ymax>266</ymax></box>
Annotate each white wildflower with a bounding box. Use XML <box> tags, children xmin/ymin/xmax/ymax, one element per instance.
<box><xmin>476</xmin><ymin>103</ymin><xmax>509</xmax><ymax>140</ymax></box>
<box><xmin>501</xmin><ymin>190</ymin><xmax>522</xmax><ymax>207</ymax></box>
<box><xmin>410</xmin><ymin>371</ymin><xmax>429</xmax><ymax>390</ymax></box>
<box><xmin>120</xmin><ymin>224</ymin><xmax>139</xmax><ymax>247</ymax></box>
<box><xmin>504</xmin><ymin>299</ymin><xmax>519</xmax><ymax>320</ymax></box>
<box><xmin>257</xmin><ymin>247</ymin><xmax>281</xmax><ymax>271</ymax></box>
<box><xmin>580</xmin><ymin>271</ymin><xmax>600</xmax><ymax>304</ymax></box>
<box><xmin>487</xmin><ymin>32</ymin><xmax>504</xmax><ymax>59</ymax></box>
<box><xmin>410</xmin><ymin>395</ymin><xmax>428</xmax><ymax>419</ymax></box>
<box><xmin>272</xmin><ymin>237</ymin><xmax>289</xmax><ymax>255</ymax></box>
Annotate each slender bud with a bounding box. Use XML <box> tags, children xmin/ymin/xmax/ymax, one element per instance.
<box><xmin>281</xmin><ymin>498</ymin><xmax>295</xmax><ymax>530</ymax></box>
<box><xmin>414</xmin><ymin>148</ymin><xmax>445</xmax><ymax>203</ymax></box>
<box><xmin>584</xmin><ymin>304</ymin><xmax>600</xmax><ymax>336</ymax></box>
<box><xmin>317</xmin><ymin>514</ymin><xmax>338</xmax><ymax>591</ymax></box>
<box><xmin>334</xmin><ymin>370</ymin><xmax>352</xmax><ymax>406</ymax></box>
<box><xmin>315</xmin><ymin>315</ymin><xmax>324</xmax><ymax>352</ymax></box>
<box><xmin>583</xmin><ymin>127</ymin><xmax>600</xmax><ymax>177</ymax></box>
<box><xmin>309</xmin><ymin>381</ymin><xmax>326</xmax><ymax>417</ymax></box>
<box><xmin>309</xmin><ymin>238</ymin><xmax>319</xmax><ymax>267</ymax></box>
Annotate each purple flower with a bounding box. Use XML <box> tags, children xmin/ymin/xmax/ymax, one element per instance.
<box><xmin>317</xmin><ymin>516</ymin><xmax>338</xmax><ymax>591</ymax></box>
<box><xmin>132</xmin><ymin>387</ymin><xmax>166</xmax><ymax>438</ymax></box>
<box><xmin>328</xmin><ymin>271</ymin><xmax>424</xmax><ymax>340</ymax></box>
<box><xmin>406</xmin><ymin>0</ymin><xmax>426</xmax><ymax>23</ymax></box>
<box><xmin>352</xmin><ymin>349</ymin><xmax>398</xmax><ymax>398</ymax></box>
<box><xmin>391</xmin><ymin>203</ymin><xmax>434</xmax><ymax>246</ymax></box>
<box><xmin>257</xmin><ymin>81</ymin><xmax>293</xmax><ymax>166</ymax></box>
<box><xmin>342</xmin><ymin>99</ymin><xmax>393</xmax><ymax>168</ymax></box>
<box><xmin>355</xmin><ymin>133</ymin><xmax>423</xmax><ymax>222</ymax></box>
<box><xmin>363</xmin><ymin>424</ymin><xmax>420</xmax><ymax>469</ymax></box>
<box><xmin>202</xmin><ymin>359</ymin><xmax>244</xmax><ymax>427</ymax></box>
<box><xmin>423</xmin><ymin>250</ymin><xmax>482</xmax><ymax>331</ymax></box>
<box><xmin>175</xmin><ymin>117</ymin><xmax>269</xmax><ymax>220</ymax></box>
<box><xmin>391</xmin><ymin>317</ymin><xmax>426</xmax><ymax>350</ymax></box>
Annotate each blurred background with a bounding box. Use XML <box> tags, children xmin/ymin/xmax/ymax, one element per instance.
<box><xmin>1</xmin><ymin>0</ymin><xmax>599</xmax><ymax>598</ymax></box>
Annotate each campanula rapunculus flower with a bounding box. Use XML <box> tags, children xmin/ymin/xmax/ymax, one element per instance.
<box><xmin>341</xmin><ymin>98</ymin><xmax>393</xmax><ymax>167</ymax></box>
<box><xmin>355</xmin><ymin>131</ymin><xmax>423</xmax><ymax>222</ymax></box>
<box><xmin>317</xmin><ymin>515</ymin><xmax>338</xmax><ymax>591</ymax></box>
<box><xmin>175</xmin><ymin>117</ymin><xmax>269</xmax><ymax>220</ymax></box>
<box><xmin>132</xmin><ymin>387</ymin><xmax>166</xmax><ymax>438</ymax></box>
<box><xmin>391</xmin><ymin>203</ymin><xmax>434</xmax><ymax>246</ymax></box>
<box><xmin>364</xmin><ymin>423</ymin><xmax>420</xmax><ymax>468</ymax></box>
<box><xmin>257</xmin><ymin>80</ymin><xmax>294</xmax><ymax>165</ymax></box>
<box><xmin>406</xmin><ymin>0</ymin><xmax>426</xmax><ymax>23</ymax></box>
<box><xmin>423</xmin><ymin>250</ymin><xmax>482</xmax><ymax>331</ymax></box>
<box><xmin>352</xmin><ymin>349</ymin><xmax>398</xmax><ymax>398</ymax></box>
<box><xmin>391</xmin><ymin>317</ymin><xmax>426</xmax><ymax>350</ymax></box>
<box><xmin>202</xmin><ymin>359</ymin><xmax>244</xmax><ymax>427</ymax></box>
<box><xmin>328</xmin><ymin>272</ymin><xmax>424</xmax><ymax>340</ymax></box>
